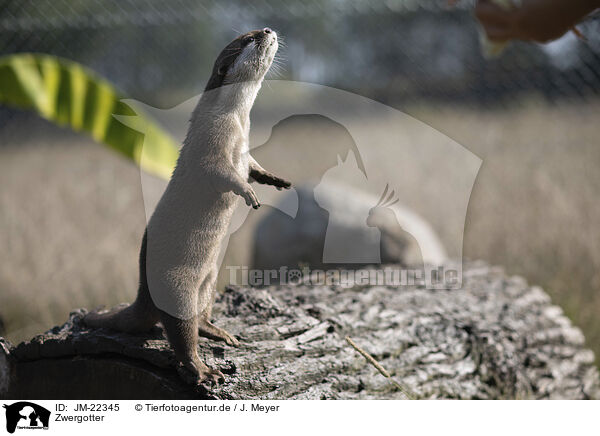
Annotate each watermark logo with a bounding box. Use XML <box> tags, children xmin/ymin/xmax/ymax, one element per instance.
<box><xmin>226</xmin><ymin>265</ymin><xmax>460</xmax><ymax>288</ymax></box>
<box><xmin>120</xmin><ymin>80</ymin><xmax>481</xmax><ymax>318</ymax></box>
<box><xmin>3</xmin><ymin>402</ymin><xmax>50</xmax><ymax>433</ymax></box>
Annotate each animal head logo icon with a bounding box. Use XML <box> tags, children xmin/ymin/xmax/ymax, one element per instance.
<box><xmin>3</xmin><ymin>402</ymin><xmax>50</xmax><ymax>433</ymax></box>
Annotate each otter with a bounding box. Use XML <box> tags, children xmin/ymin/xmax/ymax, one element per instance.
<box><xmin>84</xmin><ymin>28</ymin><xmax>291</xmax><ymax>384</ymax></box>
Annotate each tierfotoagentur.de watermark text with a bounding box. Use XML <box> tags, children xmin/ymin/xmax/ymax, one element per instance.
<box><xmin>226</xmin><ymin>265</ymin><xmax>460</xmax><ymax>288</ymax></box>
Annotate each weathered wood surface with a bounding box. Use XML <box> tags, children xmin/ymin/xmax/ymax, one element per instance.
<box><xmin>1</xmin><ymin>262</ymin><xmax>598</xmax><ymax>399</ymax></box>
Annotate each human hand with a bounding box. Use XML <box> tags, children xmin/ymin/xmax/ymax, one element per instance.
<box><xmin>475</xmin><ymin>0</ymin><xmax>598</xmax><ymax>43</ymax></box>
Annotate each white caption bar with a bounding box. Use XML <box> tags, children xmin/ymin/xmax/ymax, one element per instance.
<box><xmin>1</xmin><ymin>400</ymin><xmax>597</xmax><ymax>435</ymax></box>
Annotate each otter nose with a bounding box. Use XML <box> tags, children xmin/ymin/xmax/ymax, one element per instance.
<box><xmin>263</xmin><ymin>27</ymin><xmax>272</xmax><ymax>34</ymax></box>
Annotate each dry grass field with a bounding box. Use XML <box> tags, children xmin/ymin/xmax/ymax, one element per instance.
<box><xmin>1</xmin><ymin>99</ymin><xmax>599</xmax><ymax>364</ymax></box>
<box><xmin>421</xmin><ymin>100</ymin><xmax>600</xmax><ymax>360</ymax></box>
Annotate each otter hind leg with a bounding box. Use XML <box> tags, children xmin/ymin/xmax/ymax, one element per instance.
<box><xmin>197</xmin><ymin>318</ymin><xmax>240</xmax><ymax>347</ymax></box>
<box><xmin>196</xmin><ymin>269</ymin><xmax>239</xmax><ymax>347</ymax></box>
<box><xmin>159</xmin><ymin>310</ymin><xmax>224</xmax><ymax>384</ymax></box>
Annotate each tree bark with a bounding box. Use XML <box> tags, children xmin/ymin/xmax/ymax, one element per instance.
<box><xmin>1</xmin><ymin>262</ymin><xmax>598</xmax><ymax>399</ymax></box>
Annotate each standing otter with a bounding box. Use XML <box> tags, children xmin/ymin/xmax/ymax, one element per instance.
<box><xmin>84</xmin><ymin>28</ymin><xmax>290</xmax><ymax>384</ymax></box>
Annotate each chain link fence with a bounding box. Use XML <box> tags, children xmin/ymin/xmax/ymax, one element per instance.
<box><xmin>1</xmin><ymin>0</ymin><xmax>599</xmax><ymax>111</ymax></box>
<box><xmin>2</xmin><ymin>0</ymin><xmax>600</xmax><ymax>361</ymax></box>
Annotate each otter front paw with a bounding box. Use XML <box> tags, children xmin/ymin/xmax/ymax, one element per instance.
<box><xmin>250</xmin><ymin>169</ymin><xmax>292</xmax><ymax>190</ymax></box>
<box><xmin>236</xmin><ymin>185</ymin><xmax>260</xmax><ymax>209</ymax></box>
<box><xmin>267</xmin><ymin>174</ymin><xmax>291</xmax><ymax>191</ymax></box>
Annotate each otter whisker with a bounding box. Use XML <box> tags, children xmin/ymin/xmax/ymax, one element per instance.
<box><xmin>269</xmin><ymin>61</ymin><xmax>285</xmax><ymax>73</ymax></box>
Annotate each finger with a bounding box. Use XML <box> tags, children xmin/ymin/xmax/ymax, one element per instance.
<box><xmin>571</xmin><ymin>26</ymin><xmax>587</xmax><ymax>42</ymax></box>
<box><xmin>481</xmin><ymin>23</ymin><xmax>516</xmax><ymax>42</ymax></box>
<box><xmin>475</xmin><ymin>0</ymin><xmax>512</xmax><ymax>27</ymax></box>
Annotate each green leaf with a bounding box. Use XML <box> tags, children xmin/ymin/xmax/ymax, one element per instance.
<box><xmin>0</xmin><ymin>53</ymin><xmax>178</xmax><ymax>180</ymax></box>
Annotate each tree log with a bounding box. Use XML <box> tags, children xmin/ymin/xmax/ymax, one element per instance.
<box><xmin>1</xmin><ymin>262</ymin><xmax>598</xmax><ymax>399</ymax></box>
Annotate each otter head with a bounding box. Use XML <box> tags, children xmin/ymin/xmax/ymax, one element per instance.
<box><xmin>205</xmin><ymin>28</ymin><xmax>278</xmax><ymax>91</ymax></box>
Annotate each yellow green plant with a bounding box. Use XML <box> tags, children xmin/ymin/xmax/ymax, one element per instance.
<box><xmin>0</xmin><ymin>53</ymin><xmax>178</xmax><ymax>180</ymax></box>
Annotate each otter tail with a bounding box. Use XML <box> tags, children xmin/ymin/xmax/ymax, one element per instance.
<box><xmin>83</xmin><ymin>229</ymin><xmax>159</xmax><ymax>333</ymax></box>
<box><xmin>83</xmin><ymin>298</ymin><xmax>158</xmax><ymax>333</ymax></box>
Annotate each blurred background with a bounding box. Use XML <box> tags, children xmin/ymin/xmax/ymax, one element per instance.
<box><xmin>0</xmin><ymin>0</ymin><xmax>599</xmax><ymax>363</ymax></box>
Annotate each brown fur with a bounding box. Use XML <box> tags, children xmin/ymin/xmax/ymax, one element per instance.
<box><xmin>84</xmin><ymin>28</ymin><xmax>290</xmax><ymax>384</ymax></box>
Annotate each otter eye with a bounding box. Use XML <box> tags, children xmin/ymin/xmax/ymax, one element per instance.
<box><xmin>242</xmin><ymin>36</ymin><xmax>254</xmax><ymax>46</ymax></box>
